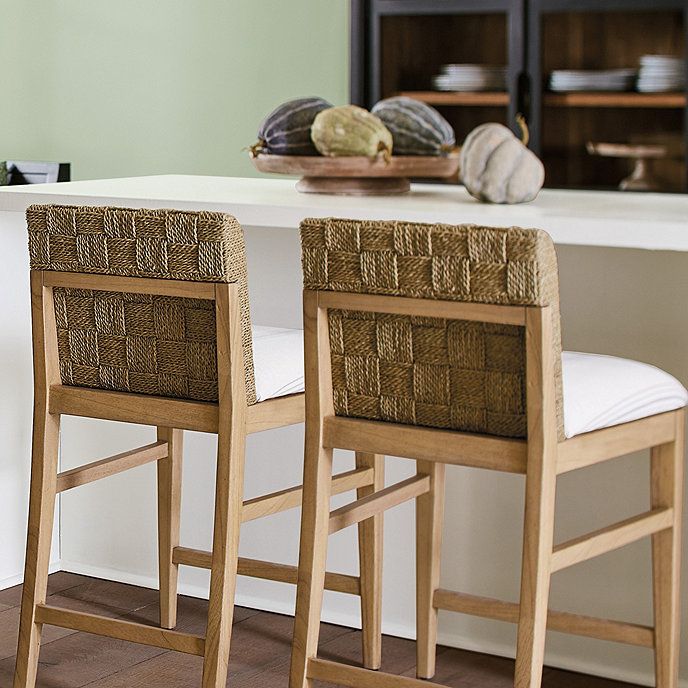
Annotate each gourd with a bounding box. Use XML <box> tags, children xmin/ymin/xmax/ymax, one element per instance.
<box><xmin>251</xmin><ymin>97</ymin><xmax>332</xmax><ymax>156</ymax></box>
<box><xmin>460</xmin><ymin>116</ymin><xmax>545</xmax><ymax>204</ymax></box>
<box><xmin>311</xmin><ymin>105</ymin><xmax>393</xmax><ymax>159</ymax></box>
<box><xmin>371</xmin><ymin>96</ymin><xmax>455</xmax><ymax>155</ymax></box>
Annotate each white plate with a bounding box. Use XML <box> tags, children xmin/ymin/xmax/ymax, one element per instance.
<box><xmin>551</xmin><ymin>68</ymin><xmax>637</xmax><ymax>78</ymax></box>
<box><xmin>440</xmin><ymin>63</ymin><xmax>506</xmax><ymax>71</ymax></box>
<box><xmin>640</xmin><ymin>55</ymin><xmax>683</xmax><ymax>65</ymax></box>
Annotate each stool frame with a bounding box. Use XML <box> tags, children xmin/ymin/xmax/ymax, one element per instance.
<box><xmin>14</xmin><ymin>270</ymin><xmax>384</xmax><ymax>688</ymax></box>
<box><xmin>289</xmin><ymin>289</ymin><xmax>685</xmax><ymax>688</ymax></box>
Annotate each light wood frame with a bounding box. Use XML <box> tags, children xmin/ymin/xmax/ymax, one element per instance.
<box><xmin>289</xmin><ymin>289</ymin><xmax>685</xmax><ymax>688</ymax></box>
<box><xmin>13</xmin><ymin>272</ymin><xmax>385</xmax><ymax>688</ymax></box>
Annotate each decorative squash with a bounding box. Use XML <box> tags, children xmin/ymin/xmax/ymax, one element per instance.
<box><xmin>311</xmin><ymin>105</ymin><xmax>393</xmax><ymax>159</ymax></box>
<box><xmin>460</xmin><ymin>116</ymin><xmax>545</xmax><ymax>204</ymax></box>
<box><xmin>371</xmin><ymin>96</ymin><xmax>455</xmax><ymax>155</ymax></box>
<box><xmin>251</xmin><ymin>97</ymin><xmax>332</xmax><ymax>156</ymax></box>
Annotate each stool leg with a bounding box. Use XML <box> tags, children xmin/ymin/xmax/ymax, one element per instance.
<box><xmin>157</xmin><ymin>427</ymin><xmax>183</xmax><ymax>629</ymax></box>
<box><xmin>416</xmin><ymin>460</ymin><xmax>446</xmax><ymax>679</ymax></box>
<box><xmin>651</xmin><ymin>411</ymin><xmax>684</xmax><ymax>688</ymax></box>
<box><xmin>201</xmin><ymin>423</ymin><xmax>246</xmax><ymax>688</ymax></box>
<box><xmin>13</xmin><ymin>408</ymin><xmax>60</xmax><ymax>688</ymax></box>
<box><xmin>356</xmin><ymin>452</ymin><xmax>384</xmax><ymax>670</ymax></box>
<box><xmin>290</xmin><ymin>441</ymin><xmax>334</xmax><ymax>688</ymax></box>
<box><xmin>514</xmin><ymin>453</ymin><xmax>557</xmax><ymax>688</ymax></box>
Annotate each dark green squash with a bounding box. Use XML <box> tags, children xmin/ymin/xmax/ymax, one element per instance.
<box><xmin>251</xmin><ymin>97</ymin><xmax>332</xmax><ymax>156</ymax></box>
<box><xmin>371</xmin><ymin>96</ymin><xmax>455</xmax><ymax>156</ymax></box>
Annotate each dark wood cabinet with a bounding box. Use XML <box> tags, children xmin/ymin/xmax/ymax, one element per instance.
<box><xmin>351</xmin><ymin>0</ymin><xmax>688</xmax><ymax>192</ymax></box>
<box><xmin>352</xmin><ymin>0</ymin><xmax>525</xmax><ymax>138</ymax></box>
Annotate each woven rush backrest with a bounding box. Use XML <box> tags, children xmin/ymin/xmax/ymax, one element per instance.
<box><xmin>301</xmin><ymin>217</ymin><xmax>564</xmax><ymax>440</ymax></box>
<box><xmin>27</xmin><ymin>204</ymin><xmax>256</xmax><ymax>405</ymax></box>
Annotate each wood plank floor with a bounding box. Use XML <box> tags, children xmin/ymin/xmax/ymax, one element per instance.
<box><xmin>0</xmin><ymin>573</ymin><xmax>641</xmax><ymax>688</ymax></box>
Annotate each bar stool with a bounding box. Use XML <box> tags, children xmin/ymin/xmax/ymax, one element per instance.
<box><xmin>13</xmin><ymin>204</ymin><xmax>383</xmax><ymax>688</ymax></box>
<box><xmin>289</xmin><ymin>218</ymin><xmax>686</xmax><ymax>688</ymax></box>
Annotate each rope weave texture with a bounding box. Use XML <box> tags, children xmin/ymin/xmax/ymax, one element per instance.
<box><xmin>301</xmin><ymin>218</ymin><xmax>563</xmax><ymax>440</ymax></box>
<box><xmin>27</xmin><ymin>204</ymin><xmax>256</xmax><ymax>404</ymax></box>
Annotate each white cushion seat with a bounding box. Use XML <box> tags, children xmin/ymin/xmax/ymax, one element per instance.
<box><xmin>562</xmin><ymin>351</ymin><xmax>688</xmax><ymax>439</ymax></box>
<box><xmin>251</xmin><ymin>327</ymin><xmax>688</xmax><ymax>439</ymax></box>
<box><xmin>252</xmin><ymin>326</ymin><xmax>305</xmax><ymax>402</ymax></box>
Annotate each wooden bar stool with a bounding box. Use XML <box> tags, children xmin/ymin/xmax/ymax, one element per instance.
<box><xmin>289</xmin><ymin>218</ymin><xmax>687</xmax><ymax>688</ymax></box>
<box><xmin>13</xmin><ymin>204</ymin><xmax>383</xmax><ymax>688</ymax></box>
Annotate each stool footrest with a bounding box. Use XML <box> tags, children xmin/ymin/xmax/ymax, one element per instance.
<box><xmin>34</xmin><ymin>604</ymin><xmax>205</xmax><ymax>655</ymax></box>
<box><xmin>308</xmin><ymin>658</ymin><xmax>446</xmax><ymax>688</ymax></box>
<box><xmin>56</xmin><ymin>441</ymin><xmax>169</xmax><ymax>492</ymax></box>
<box><xmin>242</xmin><ymin>467</ymin><xmax>375</xmax><ymax>522</ymax></box>
<box><xmin>551</xmin><ymin>507</ymin><xmax>674</xmax><ymax>572</ymax></box>
<box><xmin>329</xmin><ymin>474</ymin><xmax>431</xmax><ymax>534</ymax></box>
<box><xmin>432</xmin><ymin>590</ymin><xmax>655</xmax><ymax>648</ymax></box>
<box><xmin>172</xmin><ymin>548</ymin><xmax>361</xmax><ymax>595</ymax></box>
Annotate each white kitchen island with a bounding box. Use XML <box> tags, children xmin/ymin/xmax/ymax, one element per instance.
<box><xmin>1</xmin><ymin>176</ymin><xmax>687</xmax><ymax>687</ymax></box>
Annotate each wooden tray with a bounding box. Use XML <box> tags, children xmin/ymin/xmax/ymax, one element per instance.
<box><xmin>251</xmin><ymin>152</ymin><xmax>460</xmax><ymax>195</ymax></box>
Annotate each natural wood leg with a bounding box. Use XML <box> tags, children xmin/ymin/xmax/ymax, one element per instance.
<box><xmin>201</xmin><ymin>424</ymin><xmax>246</xmax><ymax>688</ymax></box>
<box><xmin>651</xmin><ymin>410</ymin><xmax>684</xmax><ymax>688</ymax></box>
<box><xmin>157</xmin><ymin>427</ymin><xmax>184</xmax><ymax>629</ymax></box>
<box><xmin>415</xmin><ymin>460</ymin><xmax>446</xmax><ymax>679</ymax></box>
<box><xmin>514</xmin><ymin>455</ymin><xmax>558</xmax><ymax>688</ymax></box>
<box><xmin>202</xmin><ymin>283</ymin><xmax>247</xmax><ymax>688</ymax></box>
<box><xmin>290</xmin><ymin>289</ymin><xmax>336</xmax><ymax>688</ymax></box>
<box><xmin>356</xmin><ymin>452</ymin><xmax>384</xmax><ymax>670</ymax></box>
<box><xmin>515</xmin><ymin>306</ymin><xmax>558</xmax><ymax>688</ymax></box>
<box><xmin>289</xmin><ymin>442</ymin><xmax>334</xmax><ymax>688</ymax></box>
<box><xmin>13</xmin><ymin>409</ymin><xmax>60</xmax><ymax>688</ymax></box>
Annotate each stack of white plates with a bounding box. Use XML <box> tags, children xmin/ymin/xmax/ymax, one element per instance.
<box><xmin>432</xmin><ymin>64</ymin><xmax>507</xmax><ymax>92</ymax></box>
<box><xmin>549</xmin><ymin>69</ymin><xmax>637</xmax><ymax>92</ymax></box>
<box><xmin>637</xmin><ymin>55</ymin><xmax>685</xmax><ymax>92</ymax></box>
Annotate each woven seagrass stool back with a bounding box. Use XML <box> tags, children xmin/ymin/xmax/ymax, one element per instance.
<box><xmin>300</xmin><ymin>217</ymin><xmax>564</xmax><ymax>440</ymax></box>
<box><xmin>27</xmin><ymin>204</ymin><xmax>256</xmax><ymax>404</ymax></box>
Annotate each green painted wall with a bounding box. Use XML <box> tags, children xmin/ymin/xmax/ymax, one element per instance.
<box><xmin>0</xmin><ymin>1</ymin><xmax>349</xmax><ymax>180</ymax></box>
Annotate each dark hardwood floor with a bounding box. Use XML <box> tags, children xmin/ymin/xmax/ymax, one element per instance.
<box><xmin>0</xmin><ymin>573</ymin><xmax>640</xmax><ymax>687</ymax></box>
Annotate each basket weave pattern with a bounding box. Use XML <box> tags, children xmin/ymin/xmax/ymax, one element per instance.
<box><xmin>27</xmin><ymin>204</ymin><xmax>256</xmax><ymax>404</ymax></box>
<box><xmin>301</xmin><ymin>218</ymin><xmax>563</xmax><ymax>440</ymax></box>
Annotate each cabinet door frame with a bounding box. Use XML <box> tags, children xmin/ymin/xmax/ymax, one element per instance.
<box><xmin>527</xmin><ymin>0</ymin><xmax>688</xmax><ymax>193</ymax></box>
<box><xmin>351</xmin><ymin>0</ymin><xmax>526</xmax><ymax>135</ymax></box>
<box><xmin>352</xmin><ymin>0</ymin><xmax>687</xmax><ymax>192</ymax></box>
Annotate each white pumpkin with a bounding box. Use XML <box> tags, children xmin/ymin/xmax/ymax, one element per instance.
<box><xmin>460</xmin><ymin>118</ymin><xmax>545</xmax><ymax>204</ymax></box>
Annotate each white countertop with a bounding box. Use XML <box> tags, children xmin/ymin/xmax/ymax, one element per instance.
<box><xmin>1</xmin><ymin>174</ymin><xmax>687</xmax><ymax>251</ymax></box>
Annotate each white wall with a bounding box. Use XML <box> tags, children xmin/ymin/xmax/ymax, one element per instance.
<box><xmin>2</xmin><ymin>212</ymin><xmax>687</xmax><ymax>686</ymax></box>
<box><xmin>0</xmin><ymin>210</ymin><xmax>60</xmax><ymax>589</ymax></box>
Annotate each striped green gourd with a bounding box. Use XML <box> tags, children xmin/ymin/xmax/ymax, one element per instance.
<box><xmin>251</xmin><ymin>97</ymin><xmax>332</xmax><ymax>156</ymax></box>
<box><xmin>371</xmin><ymin>96</ymin><xmax>455</xmax><ymax>156</ymax></box>
<box><xmin>310</xmin><ymin>105</ymin><xmax>393</xmax><ymax>159</ymax></box>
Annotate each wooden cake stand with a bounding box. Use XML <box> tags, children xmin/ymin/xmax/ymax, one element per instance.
<box><xmin>250</xmin><ymin>152</ymin><xmax>460</xmax><ymax>195</ymax></box>
<box><xmin>586</xmin><ymin>142</ymin><xmax>669</xmax><ymax>192</ymax></box>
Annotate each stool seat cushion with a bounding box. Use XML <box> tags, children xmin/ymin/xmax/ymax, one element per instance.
<box><xmin>251</xmin><ymin>329</ymin><xmax>688</xmax><ymax>438</ymax></box>
<box><xmin>562</xmin><ymin>352</ymin><xmax>688</xmax><ymax>439</ymax></box>
<box><xmin>253</xmin><ymin>326</ymin><xmax>305</xmax><ymax>402</ymax></box>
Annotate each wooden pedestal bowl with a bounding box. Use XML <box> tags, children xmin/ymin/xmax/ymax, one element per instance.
<box><xmin>250</xmin><ymin>152</ymin><xmax>460</xmax><ymax>195</ymax></box>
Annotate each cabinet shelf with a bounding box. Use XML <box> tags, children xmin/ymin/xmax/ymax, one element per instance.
<box><xmin>398</xmin><ymin>91</ymin><xmax>510</xmax><ymax>107</ymax></box>
<box><xmin>543</xmin><ymin>91</ymin><xmax>686</xmax><ymax>109</ymax></box>
<box><xmin>354</xmin><ymin>1</ymin><xmax>688</xmax><ymax>192</ymax></box>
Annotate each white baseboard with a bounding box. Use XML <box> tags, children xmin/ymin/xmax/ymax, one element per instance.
<box><xmin>0</xmin><ymin>560</ymin><xmax>61</xmax><ymax>592</ymax></box>
<box><xmin>56</xmin><ymin>561</ymin><xmax>685</xmax><ymax>688</ymax></box>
